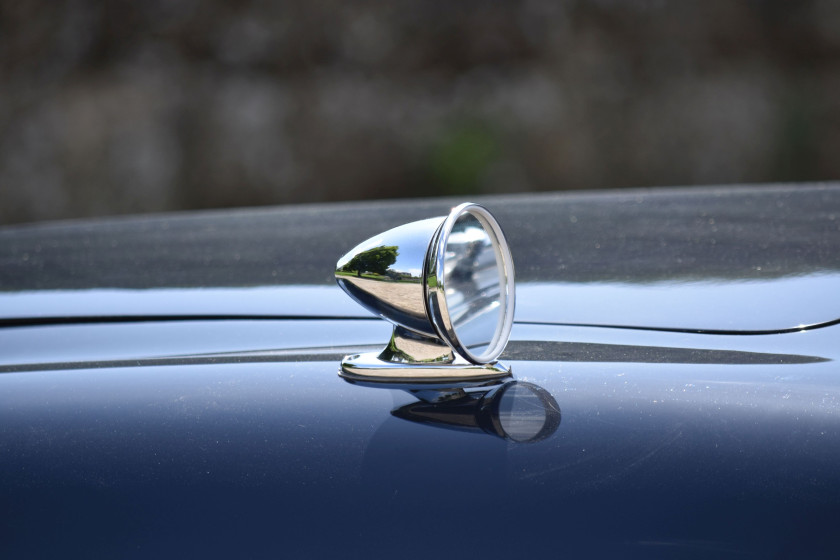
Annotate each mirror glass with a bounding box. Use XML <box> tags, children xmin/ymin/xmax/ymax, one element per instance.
<box><xmin>443</xmin><ymin>211</ymin><xmax>505</xmax><ymax>361</ymax></box>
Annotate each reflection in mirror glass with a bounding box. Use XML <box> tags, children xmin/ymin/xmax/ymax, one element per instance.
<box><xmin>443</xmin><ymin>212</ymin><xmax>504</xmax><ymax>359</ymax></box>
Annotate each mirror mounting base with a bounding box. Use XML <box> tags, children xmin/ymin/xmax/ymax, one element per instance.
<box><xmin>340</xmin><ymin>326</ymin><xmax>511</xmax><ymax>383</ymax></box>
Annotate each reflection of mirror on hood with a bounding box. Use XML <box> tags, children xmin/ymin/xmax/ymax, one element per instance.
<box><xmin>392</xmin><ymin>380</ymin><xmax>561</xmax><ymax>443</ymax></box>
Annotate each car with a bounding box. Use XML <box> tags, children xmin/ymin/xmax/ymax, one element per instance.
<box><xmin>1</xmin><ymin>183</ymin><xmax>839</xmax><ymax>558</ymax></box>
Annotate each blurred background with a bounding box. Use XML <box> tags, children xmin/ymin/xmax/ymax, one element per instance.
<box><xmin>1</xmin><ymin>0</ymin><xmax>839</xmax><ymax>225</ymax></box>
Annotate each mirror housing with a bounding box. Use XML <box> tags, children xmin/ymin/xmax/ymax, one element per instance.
<box><xmin>336</xmin><ymin>203</ymin><xmax>515</xmax><ymax>382</ymax></box>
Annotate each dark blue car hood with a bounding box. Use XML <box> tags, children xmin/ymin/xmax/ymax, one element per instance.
<box><xmin>1</xmin><ymin>184</ymin><xmax>840</xmax><ymax>558</ymax></box>
<box><xmin>1</xmin><ymin>183</ymin><xmax>840</xmax><ymax>332</ymax></box>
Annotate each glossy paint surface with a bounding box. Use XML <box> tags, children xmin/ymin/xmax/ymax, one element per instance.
<box><xmin>1</xmin><ymin>185</ymin><xmax>840</xmax><ymax>557</ymax></box>
<box><xmin>2</xmin><ymin>184</ymin><xmax>840</xmax><ymax>332</ymax></box>
<box><xmin>1</xmin><ymin>318</ymin><xmax>839</xmax><ymax>557</ymax></box>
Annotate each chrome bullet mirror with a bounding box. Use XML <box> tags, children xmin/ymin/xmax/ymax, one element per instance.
<box><xmin>336</xmin><ymin>203</ymin><xmax>515</xmax><ymax>382</ymax></box>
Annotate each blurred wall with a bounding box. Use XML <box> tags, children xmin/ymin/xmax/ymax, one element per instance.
<box><xmin>1</xmin><ymin>0</ymin><xmax>839</xmax><ymax>224</ymax></box>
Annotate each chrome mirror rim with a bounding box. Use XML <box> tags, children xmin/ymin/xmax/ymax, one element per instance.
<box><xmin>426</xmin><ymin>203</ymin><xmax>516</xmax><ymax>365</ymax></box>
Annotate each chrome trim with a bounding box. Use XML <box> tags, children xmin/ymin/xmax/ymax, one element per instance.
<box><xmin>335</xmin><ymin>202</ymin><xmax>515</xmax><ymax>381</ymax></box>
<box><xmin>336</xmin><ymin>217</ymin><xmax>443</xmax><ymax>337</ymax></box>
<box><xmin>425</xmin><ymin>203</ymin><xmax>516</xmax><ymax>365</ymax></box>
<box><xmin>339</xmin><ymin>352</ymin><xmax>511</xmax><ymax>383</ymax></box>
<box><xmin>378</xmin><ymin>326</ymin><xmax>455</xmax><ymax>364</ymax></box>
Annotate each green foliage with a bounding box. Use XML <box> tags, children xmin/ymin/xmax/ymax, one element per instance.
<box><xmin>340</xmin><ymin>246</ymin><xmax>399</xmax><ymax>276</ymax></box>
<box><xmin>427</xmin><ymin>120</ymin><xmax>500</xmax><ymax>195</ymax></box>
